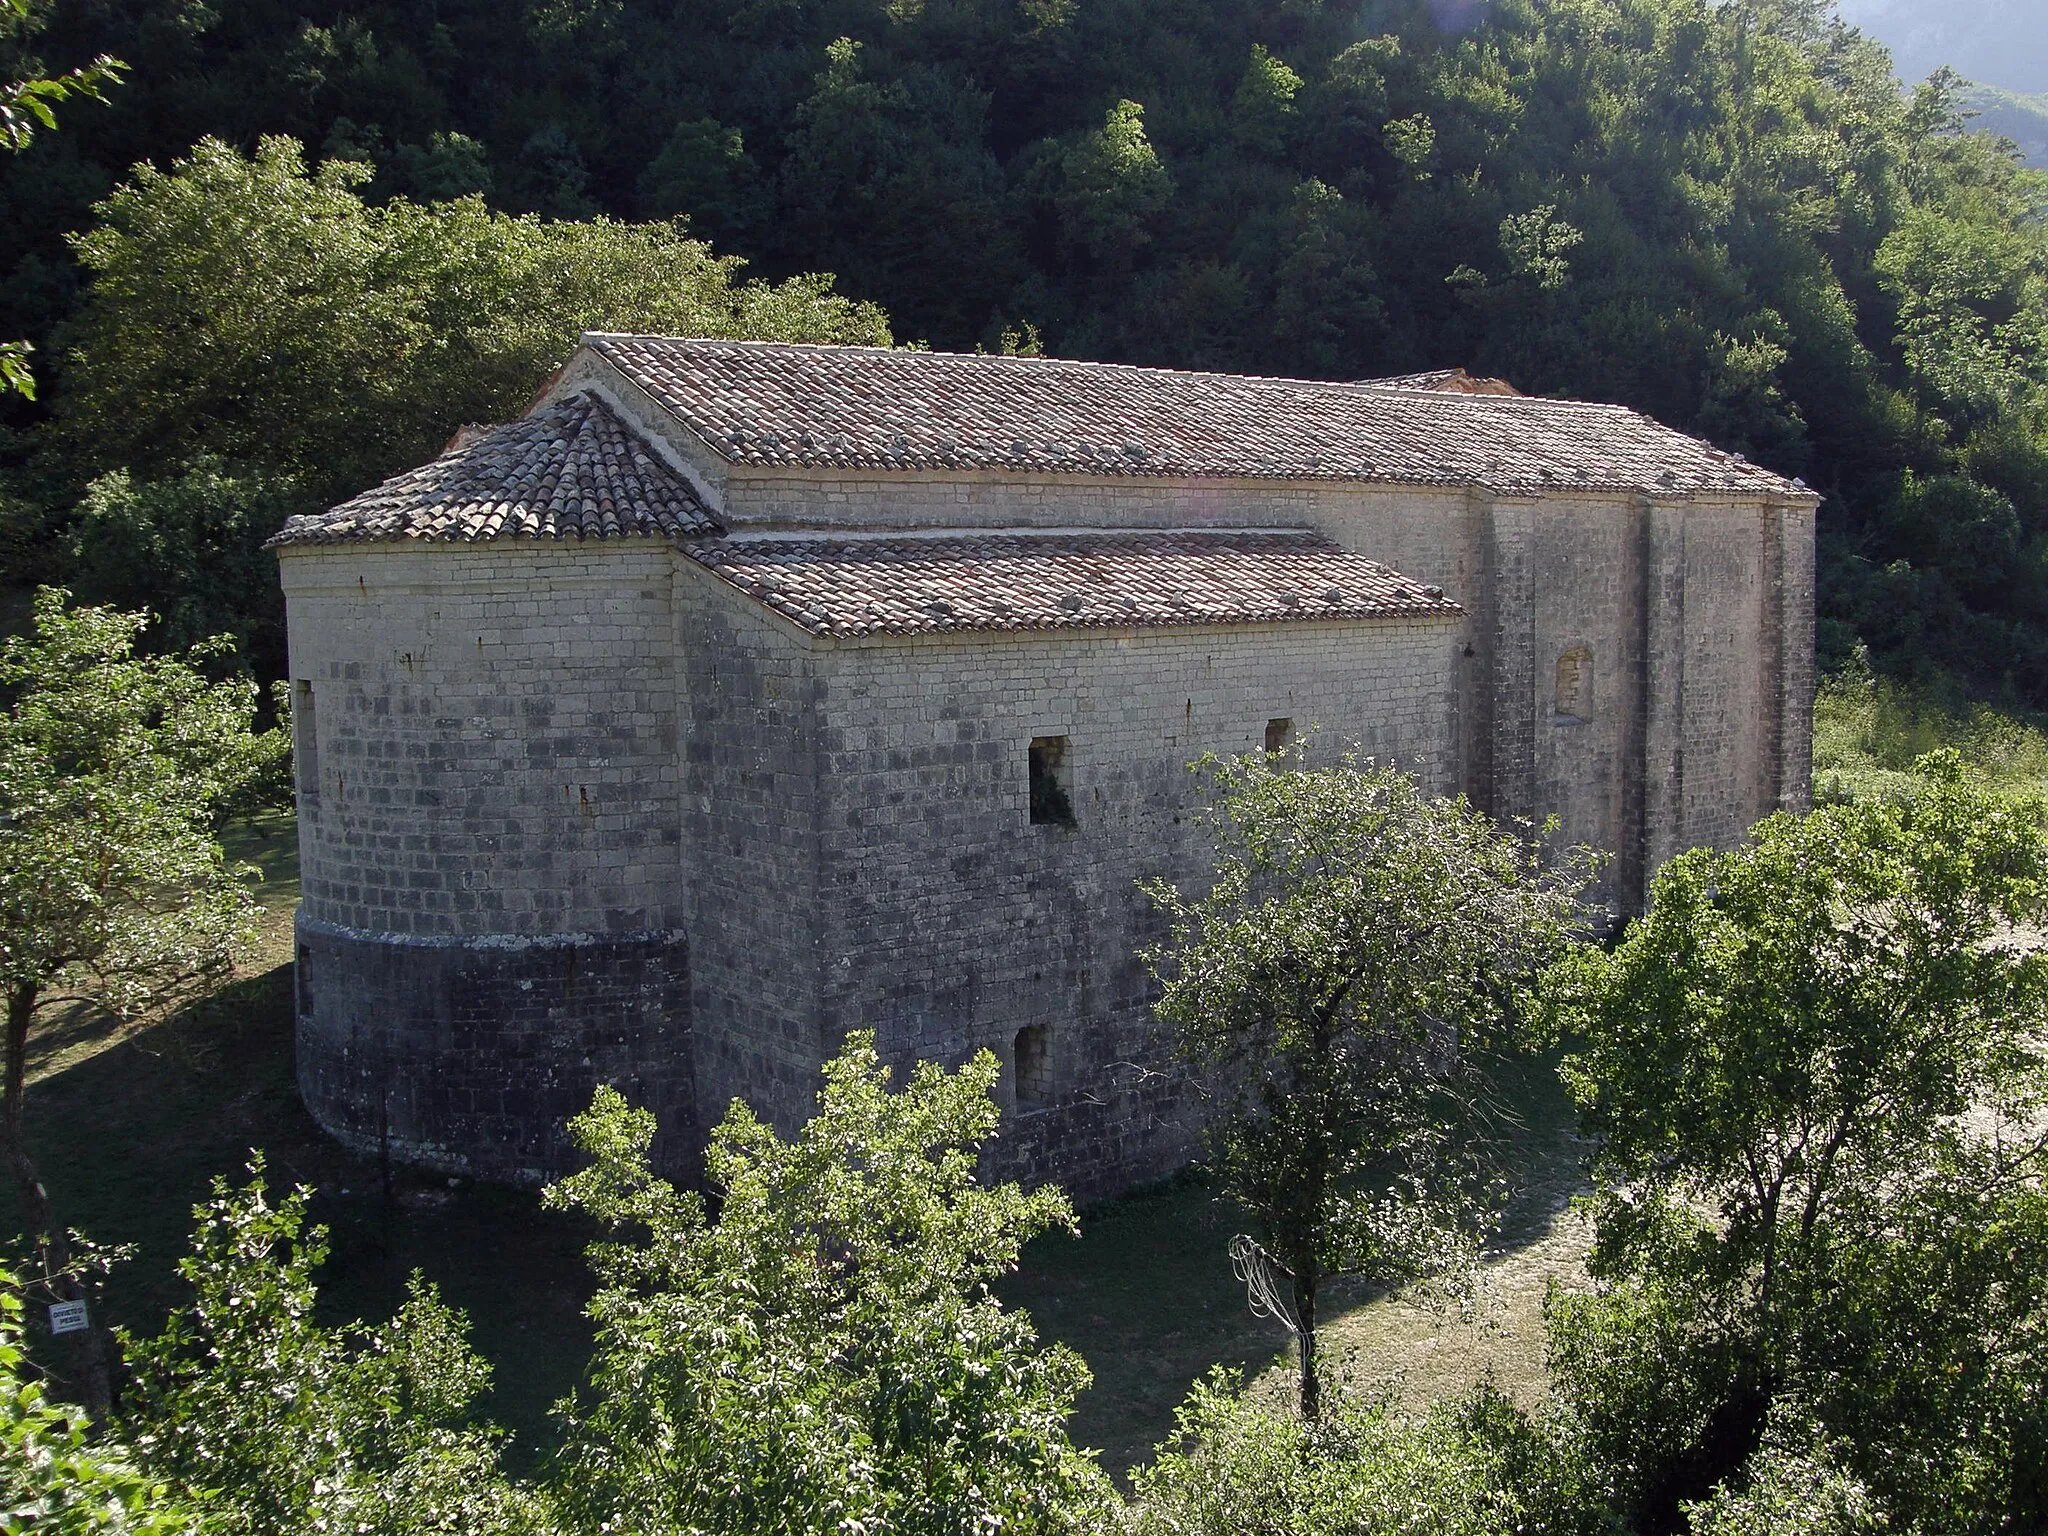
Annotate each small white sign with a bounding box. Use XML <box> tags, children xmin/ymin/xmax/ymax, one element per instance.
<box><xmin>47</xmin><ymin>1300</ymin><xmax>88</xmax><ymax>1336</ymax></box>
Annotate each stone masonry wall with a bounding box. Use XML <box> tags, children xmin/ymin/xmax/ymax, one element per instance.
<box><xmin>294</xmin><ymin>915</ymin><xmax>695</xmax><ymax>1183</ymax></box>
<box><xmin>801</xmin><ymin>612</ymin><xmax>1462</xmax><ymax>1201</ymax></box>
<box><xmin>280</xmin><ymin>541</ymin><xmax>685</xmax><ymax>937</ymax></box>
<box><xmin>675</xmin><ymin>574</ymin><xmax>829</xmax><ymax>1142</ymax></box>
<box><xmin>280</xmin><ymin>542</ymin><xmax>698</xmax><ymax>1179</ymax></box>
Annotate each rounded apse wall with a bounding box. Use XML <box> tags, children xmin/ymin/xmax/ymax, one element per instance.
<box><xmin>293</xmin><ymin>914</ymin><xmax>697</xmax><ymax>1184</ymax></box>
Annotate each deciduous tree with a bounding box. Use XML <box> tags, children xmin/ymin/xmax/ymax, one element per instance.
<box><xmin>0</xmin><ymin>589</ymin><xmax>272</xmax><ymax>1415</ymax></box>
<box><xmin>0</xmin><ymin>0</ymin><xmax>122</xmax><ymax>398</ymax></box>
<box><xmin>1142</xmin><ymin>748</ymin><xmax>1594</xmax><ymax>1418</ymax></box>
<box><xmin>544</xmin><ymin>1034</ymin><xmax>1112</xmax><ymax>1536</ymax></box>
<box><xmin>122</xmin><ymin>1160</ymin><xmax>545</xmax><ymax>1536</ymax></box>
<box><xmin>1543</xmin><ymin>752</ymin><xmax>2048</xmax><ymax>1529</ymax></box>
<box><xmin>60</xmin><ymin>135</ymin><xmax>892</xmax><ymax>502</ymax></box>
<box><xmin>0</xmin><ymin>1261</ymin><xmax>192</xmax><ymax>1536</ymax></box>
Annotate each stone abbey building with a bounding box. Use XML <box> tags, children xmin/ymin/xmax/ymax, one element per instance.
<box><xmin>273</xmin><ymin>337</ymin><xmax>1817</xmax><ymax>1197</ymax></box>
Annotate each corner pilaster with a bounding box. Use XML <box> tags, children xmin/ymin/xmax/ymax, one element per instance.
<box><xmin>1776</xmin><ymin>498</ymin><xmax>1817</xmax><ymax>813</ymax></box>
<box><xmin>1486</xmin><ymin>495</ymin><xmax>1541</xmax><ymax>827</ymax></box>
<box><xmin>1641</xmin><ymin>496</ymin><xmax>1687</xmax><ymax>881</ymax></box>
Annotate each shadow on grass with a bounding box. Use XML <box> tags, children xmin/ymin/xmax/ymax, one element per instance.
<box><xmin>1002</xmin><ymin>1168</ymin><xmax>1293</xmax><ymax>1480</ymax></box>
<box><xmin>1004</xmin><ymin>1048</ymin><xmax>1590</xmax><ymax>1480</ymax></box>
<box><xmin>14</xmin><ymin>959</ymin><xmax>594</xmax><ymax>1471</ymax></box>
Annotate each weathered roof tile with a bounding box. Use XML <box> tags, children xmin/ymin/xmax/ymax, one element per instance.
<box><xmin>588</xmin><ymin>335</ymin><xmax>1811</xmax><ymax>499</ymax></box>
<box><xmin>267</xmin><ymin>391</ymin><xmax>717</xmax><ymax>548</ymax></box>
<box><xmin>685</xmin><ymin>529</ymin><xmax>1461</xmax><ymax>638</ymax></box>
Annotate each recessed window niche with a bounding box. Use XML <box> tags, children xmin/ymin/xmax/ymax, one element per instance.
<box><xmin>1555</xmin><ymin>647</ymin><xmax>1592</xmax><ymax>721</ymax></box>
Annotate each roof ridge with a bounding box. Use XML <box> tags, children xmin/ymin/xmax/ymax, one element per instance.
<box><xmin>712</xmin><ymin>525</ymin><xmax>1330</xmax><ymax>545</ymax></box>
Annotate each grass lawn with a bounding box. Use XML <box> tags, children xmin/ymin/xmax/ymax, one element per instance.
<box><xmin>1004</xmin><ymin>1053</ymin><xmax>1590</xmax><ymax>1472</ymax></box>
<box><xmin>12</xmin><ymin>810</ymin><xmax>1592</xmax><ymax>1481</ymax></box>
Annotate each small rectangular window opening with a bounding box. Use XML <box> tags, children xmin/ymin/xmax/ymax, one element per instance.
<box><xmin>1265</xmin><ymin>717</ymin><xmax>1293</xmax><ymax>755</ymax></box>
<box><xmin>1014</xmin><ymin>1024</ymin><xmax>1051</xmax><ymax>1109</ymax></box>
<box><xmin>296</xmin><ymin>944</ymin><xmax>315</xmax><ymax>1019</ymax></box>
<box><xmin>1555</xmin><ymin>647</ymin><xmax>1592</xmax><ymax>721</ymax></box>
<box><xmin>1029</xmin><ymin>736</ymin><xmax>1075</xmax><ymax>826</ymax></box>
<box><xmin>295</xmin><ymin>680</ymin><xmax>320</xmax><ymax>797</ymax></box>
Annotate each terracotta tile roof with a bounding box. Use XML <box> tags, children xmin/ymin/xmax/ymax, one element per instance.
<box><xmin>587</xmin><ymin>335</ymin><xmax>1811</xmax><ymax>499</ymax></box>
<box><xmin>268</xmin><ymin>391</ymin><xmax>717</xmax><ymax>547</ymax></box>
<box><xmin>684</xmin><ymin>529</ymin><xmax>1462</xmax><ymax>638</ymax></box>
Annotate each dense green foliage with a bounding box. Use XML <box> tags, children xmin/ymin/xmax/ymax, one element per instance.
<box><xmin>57</xmin><ymin>137</ymin><xmax>889</xmax><ymax>506</ymax></box>
<box><xmin>1814</xmin><ymin>650</ymin><xmax>2048</xmax><ymax>803</ymax></box>
<box><xmin>0</xmin><ymin>0</ymin><xmax>2046</xmax><ymax>703</ymax></box>
<box><xmin>0</xmin><ymin>0</ymin><xmax>120</xmax><ymax>401</ymax></box>
<box><xmin>1960</xmin><ymin>83</ymin><xmax>2048</xmax><ymax>169</ymax></box>
<box><xmin>1142</xmin><ymin>748</ymin><xmax>1594</xmax><ymax>1416</ymax></box>
<box><xmin>0</xmin><ymin>588</ymin><xmax>273</xmax><ymax>1031</ymax></box>
<box><xmin>0</xmin><ymin>1263</ymin><xmax>193</xmax><ymax>1536</ymax></box>
<box><xmin>1542</xmin><ymin>755</ymin><xmax>2048</xmax><ymax>1532</ymax></box>
<box><xmin>542</xmin><ymin>1035</ymin><xmax>1112</xmax><ymax>1535</ymax></box>
<box><xmin>1129</xmin><ymin>1369</ymin><xmax>1604</xmax><ymax>1536</ymax></box>
<box><xmin>0</xmin><ymin>587</ymin><xmax>279</xmax><ymax>1411</ymax></box>
<box><xmin>121</xmin><ymin>1164</ymin><xmax>545</xmax><ymax>1536</ymax></box>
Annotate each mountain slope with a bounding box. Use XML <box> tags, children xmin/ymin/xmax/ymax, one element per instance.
<box><xmin>1833</xmin><ymin>0</ymin><xmax>2048</xmax><ymax>93</ymax></box>
<box><xmin>1960</xmin><ymin>82</ymin><xmax>2048</xmax><ymax>167</ymax></box>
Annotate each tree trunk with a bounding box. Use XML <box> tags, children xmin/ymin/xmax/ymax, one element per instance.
<box><xmin>4</xmin><ymin>984</ymin><xmax>113</xmax><ymax>1419</ymax></box>
<box><xmin>1293</xmin><ymin>1271</ymin><xmax>1320</xmax><ymax>1420</ymax></box>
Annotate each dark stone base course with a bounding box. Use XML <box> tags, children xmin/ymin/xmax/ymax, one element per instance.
<box><xmin>295</xmin><ymin>916</ymin><xmax>697</xmax><ymax>1187</ymax></box>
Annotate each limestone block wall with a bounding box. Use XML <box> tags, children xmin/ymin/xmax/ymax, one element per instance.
<box><xmin>293</xmin><ymin>920</ymin><xmax>694</xmax><ymax>1182</ymax></box>
<box><xmin>272</xmin><ymin>435</ymin><xmax>1813</xmax><ymax>1194</ymax></box>
<box><xmin>675</xmin><ymin>577</ymin><xmax>830</xmax><ymax>1144</ymax></box>
<box><xmin>800</xmin><ymin>613</ymin><xmax>1463</xmax><ymax>1201</ymax></box>
<box><xmin>1515</xmin><ymin>494</ymin><xmax>1648</xmax><ymax>905</ymax></box>
<box><xmin>281</xmin><ymin>542</ymin><xmax>684</xmax><ymax>936</ymax></box>
<box><xmin>280</xmin><ymin>542</ymin><xmax>696</xmax><ymax>1181</ymax></box>
<box><xmin>1478</xmin><ymin>491</ymin><xmax>1814</xmax><ymax>909</ymax></box>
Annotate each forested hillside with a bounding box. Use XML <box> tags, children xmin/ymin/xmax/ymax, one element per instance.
<box><xmin>1961</xmin><ymin>83</ymin><xmax>2048</xmax><ymax>169</ymax></box>
<box><xmin>3</xmin><ymin>0</ymin><xmax>2047</xmax><ymax>707</ymax></box>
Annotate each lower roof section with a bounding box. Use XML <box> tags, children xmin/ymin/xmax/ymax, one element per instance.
<box><xmin>268</xmin><ymin>391</ymin><xmax>718</xmax><ymax>547</ymax></box>
<box><xmin>683</xmin><ymin>528</ymin><xmax>1462</xmax><ymax>639</ymax></box>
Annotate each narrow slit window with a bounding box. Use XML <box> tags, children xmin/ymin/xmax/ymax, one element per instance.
<box><xmin>1029</xmin><ymin>736</ymin><xmax>1075</xmax><ymax>826</ymax></box>
<box><xmin>1555</xmin><ymin>647</ymin><xmax>1592</xmax><ymax>720</ymax></box>
<box><xmin>296</xmin><ymin>944</ymin><xmax>314</xmax><ymax>1019</ymax></box>
<box><xmin>1265</xmin><ymin>717</ymin><xmax>1293</xmax><ymax>755</ymax></box>
<box><xmin>1014</xmin><ymin>1024</ymin><xmax>1050</xmax><ymax>1109</ymax></box>
<box><xmin>294</xmin><ymin>681</ymin><xmax>320</xmax><ymax>796</ymax></box>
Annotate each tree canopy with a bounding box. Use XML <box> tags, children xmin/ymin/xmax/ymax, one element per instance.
<box><xmin>543</xmin><ymin>1034</ymin><xmax>1111</xmax><ymax>1536</ymax></box>
<box><xmin>122</xmin><ymin>1162</ymin><xmax>543</xmax><ymax>1536</ymax></box>
<box><xmin>1142</xmin><ymin>748</ymin><xmax>1594</xmax><ymax>1417</ymax></box>
<box><xmin>59</xmin><ymin>135</ymin><xmax>890</xmax><ymax>506</ymax></box>
<box><xmin>0</xmin><ymin>587</ymin><xmax>275</xmax><ymax>1414</ymax></box>
<box><xmin>1</xmin><ymin>0</ymin><xmax>2046</xmax><ymax>701</ymax></box>
<box><xmin>1541</xmin><ymin>753</ymin><xmax>2048</xmax><ymax>1531</ymax></box>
